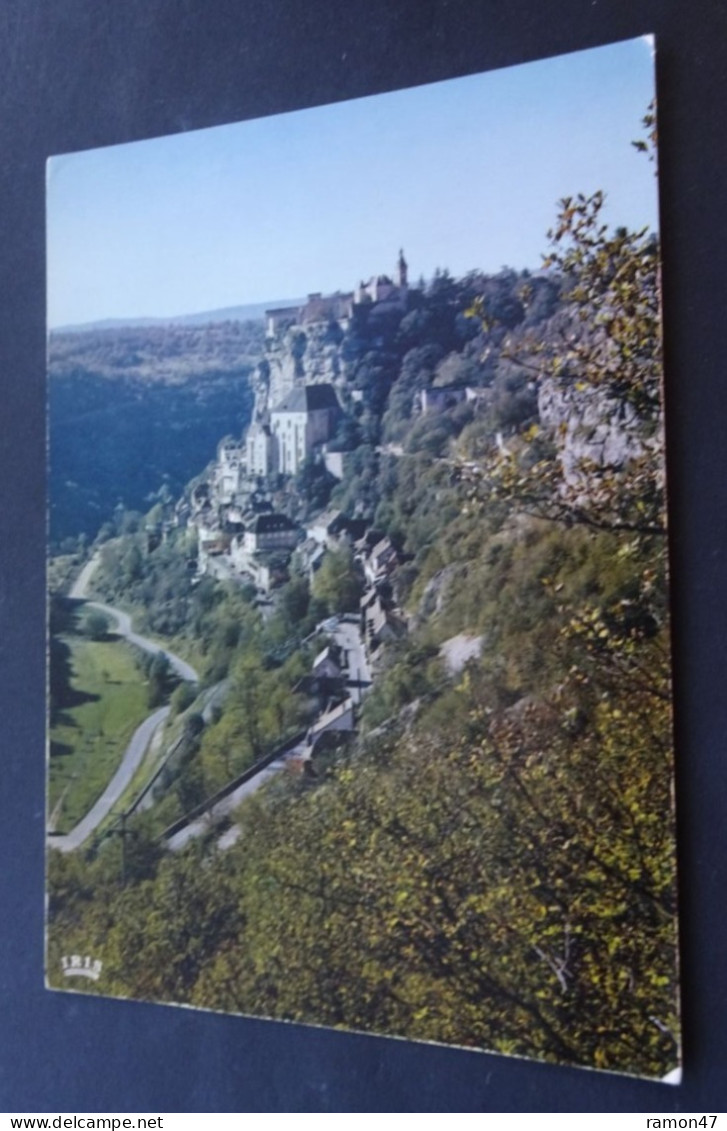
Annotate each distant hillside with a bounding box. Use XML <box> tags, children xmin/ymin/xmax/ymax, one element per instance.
<box><xmin>49</xmin><ymin>321</ymin><xmax>263</xmax><ymax>545</ymax></box>
<box><xmin>49</xmin><ymin>320</ymin><xmax>265</xmax><ymax>384</ymax></box>
<box><xmin>55</xmin><ymin>298</ymin><xmax>302</xmax><ymax>334</ymax></box>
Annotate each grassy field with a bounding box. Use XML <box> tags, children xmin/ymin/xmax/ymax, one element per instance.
<box><xmin>85</xmin><ymin>590</ymin><xmax>205</xmax><ymax>676</ymax></box>
<box><xmin>48</xmin><ymin>633</ymin><xmax>151</xmax><ymax>833</ymax></box>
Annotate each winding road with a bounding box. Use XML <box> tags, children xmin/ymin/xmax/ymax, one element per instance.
<box><xmin>68</xmin><ymin>555</ymin><xmax>198</xmax><ymax>682</ymax></box>
<box><xmin>52</xmin><ymin>560</ymin><xmax>371</xmax><ymax>854</ymax></box>
<box><xmin>48</xmin><ymin>555</ymin><xmax>199</xmax><ymax>853</ymax></box>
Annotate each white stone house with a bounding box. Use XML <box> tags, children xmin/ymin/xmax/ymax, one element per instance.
<box><xmin>213</xmin><ymin>438</ymin><xmax>246</xmax><ymax>504</ymax></box>
<box><xmin>246</xmin><ymin>421</ymin><xmax>274</xmax><ymax>477</ymax></box>
<box><xmin>306</xmin><ymin>507</ymin><xmax>348</xmax><ymax>548</ymax></box>
<box><xmin>243</xmin><ymin>513</ymin><xmax>299</xmax><ymax>554</ymax></box>
<box><xmin>311</xmin><ymin>645</ymin><xmax>343</xmax><ymax>681</ymax></box>
<box><xmin>363</xmin><ymin>536</ymin><xmax>399</xmax><ymax>585</ymax></box>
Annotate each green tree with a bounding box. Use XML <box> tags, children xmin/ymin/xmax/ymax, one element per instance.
<box><xmin>294</xmin><ymin>457</ymin><xmax>336</xmax><ymax>513</ymax></box>
<box><xmin>277</xmin><ymin>573</ymin><xmax>311</xmax><ymax>633</ymax></box>
<box><xmin>312</xmin><ymin>546</ymin><xmax>362</xmax><ymax>615</ymax></box>
<box><xmin>171</xmin><ymin>681</ymin><xmax>196</xmax><ymax>715</ymax></box>
<box><xmin>82</xmin><ymin>608</ymin><xmax>111</xmax><ymax>641</ymax></box>
<box><xmin>147</xmin><ymin>652</ymin><xmax>175</xmax><ymax>707</ymax></box>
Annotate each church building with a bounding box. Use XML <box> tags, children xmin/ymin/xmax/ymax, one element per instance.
<box><xmin>270</xmin><ymin>384</ymin><xmax>342</xmax><ymax>475</ymax></box>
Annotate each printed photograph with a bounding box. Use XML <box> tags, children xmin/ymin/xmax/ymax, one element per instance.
<box><xmin>46</xmin><ymin>36</ymin><xmax>679</xmax><ymax>1080</ymax></box>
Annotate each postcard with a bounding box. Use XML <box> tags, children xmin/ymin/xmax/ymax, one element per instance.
<box><xmin>46</xmin><ymin>35</ymin><xmax>679</xmax><ymax>1081</ymax></box>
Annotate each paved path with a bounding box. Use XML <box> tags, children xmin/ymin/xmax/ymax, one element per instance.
<box><xmin>83</xmin><ymin>601</ymin><xmax>199</xmax><ymax>683</ymax></box>
<box><xmin>49</xmin><ymin>707</ymin><xmax>170</xmax><ymax>853</ymax></box>
<box><xmin>167</xmin><ymin>695</ymin><xmax>356</xmax><ymax>853</ymax></box>
<box><xmin>49</xmin><ymin>556</ymin><xmax>199</xmax><ymax>852</ymax></box>
<box><xmin>68</xmin><ymin>553</ymin><xmax>101</xmax><ymax>600</ymax></box>
<box><xmin>166</xmin><ymin>739</ymin><xmax>309</xmax><ymax>851</ymax></box>
<box><xmin>168</xmin><ymin>622</ymin><xmax>369</xmax><ymax>852</ymax></box>
<box><xmin>331</xmin><ymin>617</ymin><xmax>371</xmax><ymax>705</ymax></box>
<box><xmin>69</xmin><ymin>551</ymin><xmax>198</xmax><ymax>682</ymax></box>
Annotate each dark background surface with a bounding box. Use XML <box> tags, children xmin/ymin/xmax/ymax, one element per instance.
<box><xmin>1</xmin><ymin>0</ymin><xmax>726</xmax><ymax>1112</ymax></box>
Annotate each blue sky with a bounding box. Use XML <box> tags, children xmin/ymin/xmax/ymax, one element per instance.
<box><xmin>47</xmin><ymin>36</ymin><xmax>658</xmax><ymax>328</ymax></box>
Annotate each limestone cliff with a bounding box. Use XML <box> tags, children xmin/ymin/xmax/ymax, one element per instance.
<box><xmin>537</xmin><ymin>372</ymin><xmax>661</xmax><ymax>493</ymax></box>
<box><xmin>264</xmin><ymin>323</ymin><xmax>346</xmax><ymax>413</ymax></box>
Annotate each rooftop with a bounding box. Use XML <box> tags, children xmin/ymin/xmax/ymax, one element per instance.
<box><xmin>272</xmin><ymin>384</ymin><xmax>341</xmax><ymax>414</ymax></box>
<box><xmin>309</xmin><ymin>507</ymin><xmax>344</xmax><ymax>530</ymax></box>
<box><xmin>249</xmin><ymin>512</ymin><xmax>298</xmax><ymax>534</ymax></box>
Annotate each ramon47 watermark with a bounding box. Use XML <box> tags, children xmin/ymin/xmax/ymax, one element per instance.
<box><xmin>647</xmin><ymin>1120</ymin><xmax>718</xmax><ymax>1129</ymax></box>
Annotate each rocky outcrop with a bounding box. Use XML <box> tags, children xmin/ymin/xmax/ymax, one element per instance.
<box><xmin>266</xmin><ymin>323</ymin><xmax>346</xmax><ymax>410</ymax></box>
<box><xmin>538</xmin><ymin>375</ymin><xmax>650</xmax><ymax>488</ymax></box>
<box><xmin>439</xmin><ymin>633</ymin><xmax>485</xmax><ymax>676</ymax></box>
<box><xmin>414</xmin><ymin>563</ymin><xmax>467</xmax><ymax>624</ymax></box>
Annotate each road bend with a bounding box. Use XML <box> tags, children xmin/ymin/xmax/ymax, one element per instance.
<box><xmin>49</xmin><ymin>706</ymin><xmax>170</xmax><ymax>853</ymax></box>
<box><xmin>49</xmin><ymin>556</ymin><xmax>199</xmax><ymax>852</ymax></box>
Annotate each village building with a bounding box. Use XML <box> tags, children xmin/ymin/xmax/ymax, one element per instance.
<box><xmin>308</xmin><ymin>697</ymin><xmax>355</xmax><ymax>740</ymax></box>
<box><xmin>312</xmin><ymin>644</ymin><xmax>344</xmax><ymax>681</ymax></box>
<box><xmin>293</xmin><ymin>642</ymin><xmax>348</xmax><ymax>718</ymax></box>
<box><xmin>322</xmin><ymin>447</ymin><xmax>345</xmax><ymax>480</ymax></box>
<box><xmin>266</xmin><ymin>292</ymin><xmax>354</xmax><ymax>336</ymax></box>
<box><xmin>306</xmin><ymin>507</ymin><xmax>349</xmax><ymax>548</ymax></box>
<box><xmin>354</xmin><ymin>250</ymin><xmax>408</xmax><ymax>315</ymax></box>
<box><xmin>418</xmin><ymin>385</ymin><xmax>469</xmax><ymax>415</ymax></box>
<box><xmin>265</xmin><ymin>306</ymin><xmax>300</xmax><ymax>337</ymax></box>
<box><xmin>298</xmin><ymin>291</ymin><xmax>354</xmax><ymax>328</ymax></box>
<box><xmin>243</xmin><ymin>512</ymin><xmax>299</xmax><ymax>554</ymax></box>
<box><xmin>213</xmin><ymin>438</ymin><xmax>246</xmax><ymax>504</ymax></box>
<box><xmin>227</xmin><ymin>549</ymin><xmax>288</xmax><ymax>594</ymax></box>
<box><xmin>360</xmin><ymin>588</ymin><xmax>406</xmax><ymax>656</ymax></box>
<box><xmin>197</xmin><ymin>525</ymin><xmax>232</xmax><ymax>573</ymax></box>
<box><xmin>362</xmin><ymin>535</ymin><xmax>400</xmax><ymax>585</ymax></box>
<box><xmin>245</xmin><ymin>421</ymin><xmax>275</xmax><ymax>478</ymax></box>
<box><xmin>227</xmin><ymin>513</ymin><xmax>298</xmax><ymax>593</ymax></box>
<box><xmin>220</xmin><ymin>506</ymin><xmax>245</xmax><ymax>538</ymax></box>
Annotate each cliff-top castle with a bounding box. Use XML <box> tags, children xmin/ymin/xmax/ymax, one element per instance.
<box><xmin>245</xmin><ymin>251</ymin><xmax>410</xmax><ymax>478</ymax></box>
<box><xmin>265</xmin><ymin>249</ymin><xmax>408</xmax><ymax>336</ymax></box>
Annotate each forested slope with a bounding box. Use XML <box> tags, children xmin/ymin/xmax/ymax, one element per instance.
<box><xmin>49</xmin><ymin>320</ymin><xmax>262</xmax><ymax>546</ymax></box>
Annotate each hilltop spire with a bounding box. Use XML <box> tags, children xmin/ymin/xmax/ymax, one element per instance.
<box><xmin>398</xmin><ymin>248</ymin><xmax>408</xmax><ymax>288</ymax></box>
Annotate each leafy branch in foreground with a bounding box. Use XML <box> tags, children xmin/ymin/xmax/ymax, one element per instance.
<box><xmin>474</xmin><ymin>188</ymin><xmax>665</xmax><ymax>545</ymax></box>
